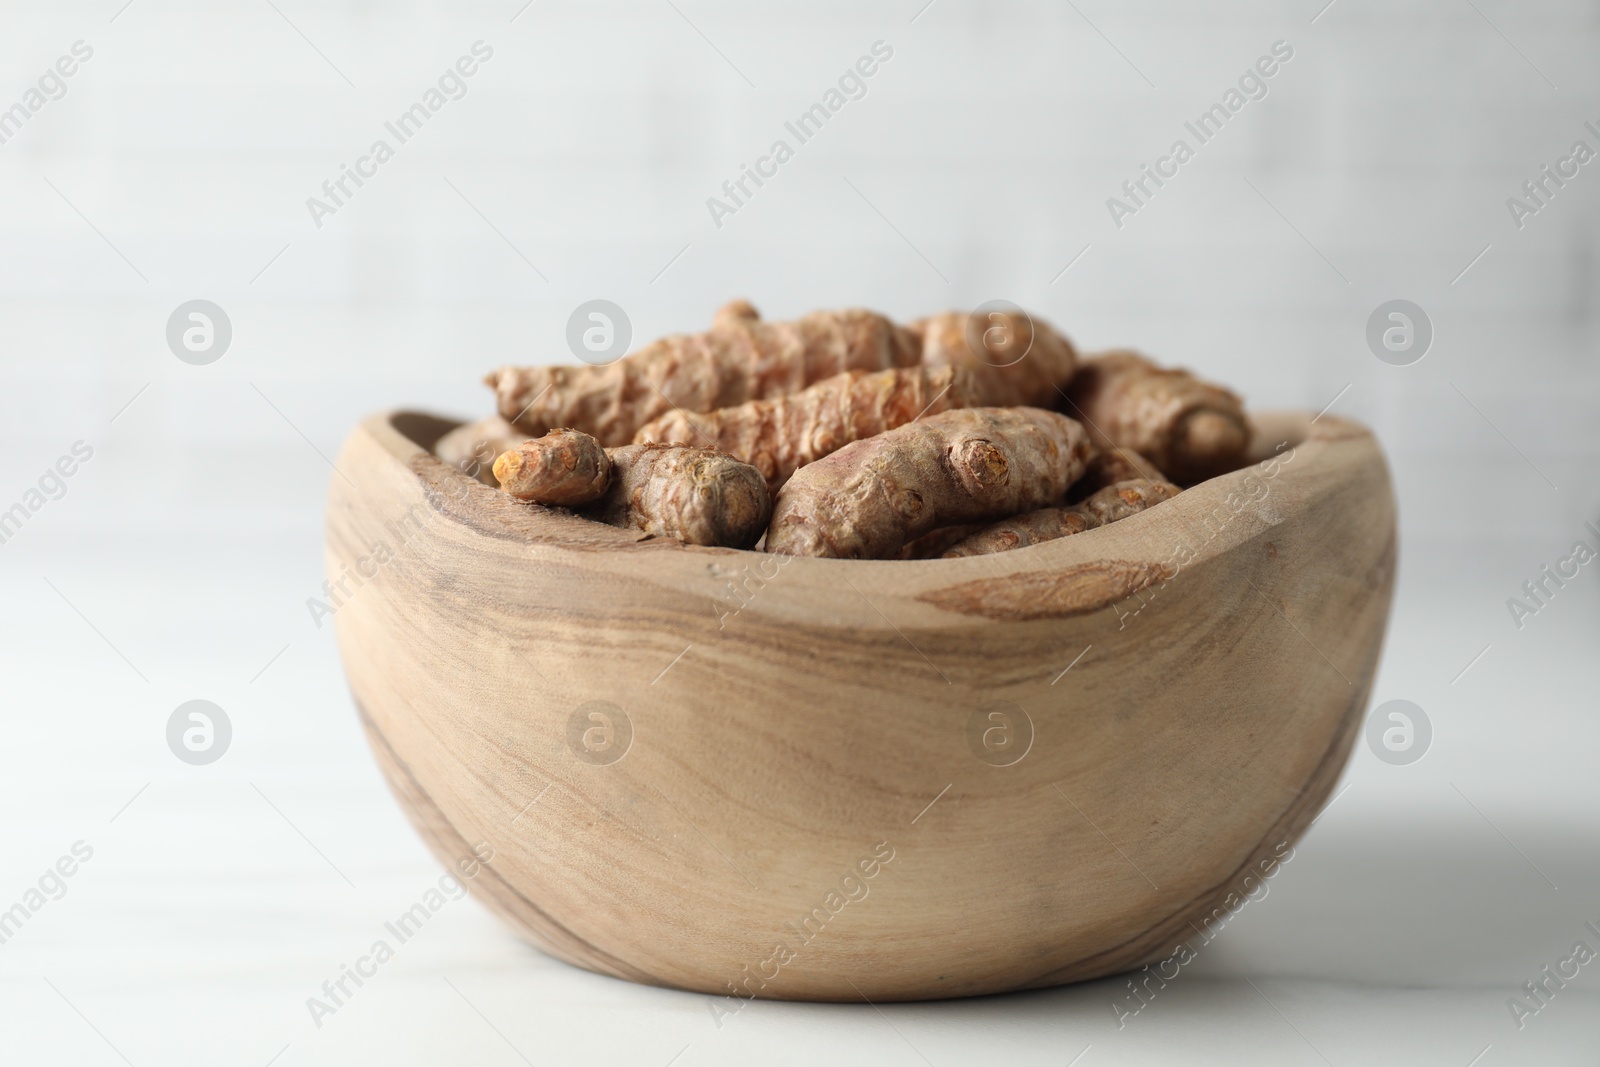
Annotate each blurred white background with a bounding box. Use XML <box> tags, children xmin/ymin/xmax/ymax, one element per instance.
<box><xmin>1</xmin><ymin>1</ymin><xmax>1597</xmax><ymax>1064</ymax></box>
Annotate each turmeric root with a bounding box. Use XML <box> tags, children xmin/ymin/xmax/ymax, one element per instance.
<box><xmin>897</xmin><ymin>524</ymin><xmax>981</xmax><ymax>560</ymax></box>
<box><xmin>1074</xmin><ymin>477</ymin><xmax>1180</xmax><ymax>524</ymax></box>
<box><xmin>633</xmin><ymin>366</ymin><xmax>981</xmax><ymax>492</ymax></box>
<box><xmin>1067</xmin><ymin>447</ymin><xmax>1166</xmax><ymax>503</ymax></box>
<box><xmin>436</xmin><ymin>416</ymin><xmax>524</xmax><ymax>486</ymax></box>
<box><xmin>492</xmin><ymin>430</ymin><xmax>612</xmax><ymax>505</ymax></box>
<box><xmin>940</xmin><ymin>509</ymin><xmax>1094</xmax><ymax>558</ymax></box>
<box><xmin>589</xmin><ymin>444</ymin><xmax>771</xmax><ymax>549</ymax></box>
<box><xmin>914</xmin><ymin>309</ymin><xmax>1078</xmax><ymax>408</ymax></box>
<box><xmin>766</xmin><ymin>407</ymin><xmax>1090</xmax><ymax>559</ymax></box>
<box><xmin>1063</xmin><ymin>351</ymin><xmax>1249</xmax><ymax>485</ymax></box>
<box><xmin>940</xmin><ymin>478</ymin><xmax>1179</xmax><ymax>558</ymax></box>
<box><xmin>484</xmin><ymin>302</ymin><xmax>922</xmax><ymax>447</ymax></box>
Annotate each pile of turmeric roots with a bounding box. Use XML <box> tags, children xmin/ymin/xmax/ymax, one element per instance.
<box><xmin>434</xmin><ymin>301</ymin><xmax>1252</xmax><ymax>560</ymax></box>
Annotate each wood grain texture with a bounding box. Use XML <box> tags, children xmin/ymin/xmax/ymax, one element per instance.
<box><xmin>325</xmin><ymin>408</ymin><xmax>1396</xmax><ymax>1002</ymax></box>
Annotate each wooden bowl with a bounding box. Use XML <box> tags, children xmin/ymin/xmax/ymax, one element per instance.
<box><xmin>326</xmin><ymin>408</ymin><xmax>1395</xmax><ymax>1002</ymax></box>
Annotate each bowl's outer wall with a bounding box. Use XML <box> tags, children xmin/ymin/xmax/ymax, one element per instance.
<box><xmin>326</xmin><ymin>410</ymin><xmax>1396</xmax><ymax>1002</ymax></box>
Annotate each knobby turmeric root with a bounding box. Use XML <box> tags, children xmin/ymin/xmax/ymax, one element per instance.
<box><xmin>1067</xmin><ymin>447</ymin><xmax>1166</xmax><ymax>503</ymax></box>
<box><xmin>914</xmin><ymin>309</ymin><xmax>1078</xmax><ymax>408</ymax></box>
<box><xmin>492</xmin><ymin>429</ymin><xmax>612</xmax><ymax>505</ymax></box>
<box><xmin>1063</xmin><ymin>351</ymin><xmax>1249</xmax><ymax>485</ymax></box>
<box><xmin>941</xmin><ymin>509</ymin><xmax>1094</xmax><ymax>558</ymax></box>
<box><xmin>897</xmin><ymin>524</ymin><xmax>982</xmax><ymax>560</ymax></box>
<box><xmin>436</xmin><ymin>416</ymin><xmax>524</xmax><ymax>486</ymax></box>
<box><xmin>484</xmin><ymin>301</ymin><xmax>922</xmax><ymax>447</ymax></box>
<box><xmin>1074</xmin><ymin>477</ymin><xmax>1180</xmax><ymax>524</ymax></box>
<box><xmin>940</xmin><ymin>478</ymin><xmax>1179</xmax><ymax>558</ymax></box>
<box><xmin>633</xmin><ymin>366</ymin><xmax>981</xmax><ymax>492</ymax></box>
<box><xmin>590</xmin><ymin>444</ymin><xmax>771</xmax><ymax>549</ymax></box>
<box><xmin>766</xmin><ymin>407</ymin><xmax>1090</xmax><ymax>559</ymax></box>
